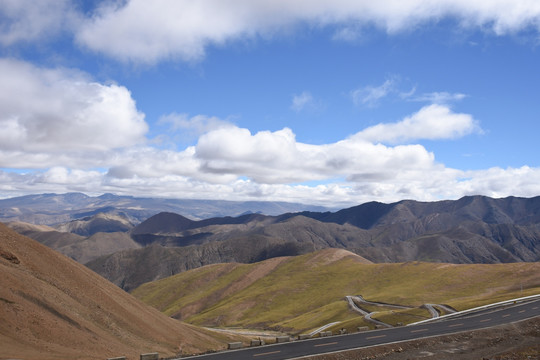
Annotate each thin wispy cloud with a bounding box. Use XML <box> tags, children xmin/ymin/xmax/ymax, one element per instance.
<box><xmin>351</xmin><ymin>78</ymin><xmax>397</xmax><ymax>107</ymax></box>
<box><xmin>291</xmin><ymin>91</ymin><xmax>314</xmax><ymax>112</ymax></box>
<box><xmin>410</xmin><ymin>92</ymin><xmax>468</xmax><ymax>104</ymax></box>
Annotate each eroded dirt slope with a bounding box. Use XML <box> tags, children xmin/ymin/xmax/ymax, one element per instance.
<box><xmin>0</xmin><ymin>222</ymin><xmax>234</xmax><ymax>360</ymax></box>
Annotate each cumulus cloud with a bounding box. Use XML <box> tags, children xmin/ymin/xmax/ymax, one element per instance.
<box><xmin>74</xmin><ymin>0</ymin><xmax>540</xmax><ymax>63</ymax></box>
<box><xmin>353</xmin><ymin>104</ymin><xmax>480</xmax><ymax>144</ymax></box>
<box><xmin>193</xmin><ymin>123</ymin><xmax>437</xmax><ymax>184</ymax></box>
<box><xmin>0</xmin><ymin>58</ymin><xmax>148</xmax><ymax>164</ymax></box>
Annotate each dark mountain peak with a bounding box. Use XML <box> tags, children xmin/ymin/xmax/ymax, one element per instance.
<box><xmin>299</xmin><ymin>201</ymin><xmax>394</xmax><ymax>229</ymax></box>
<box><xmin>198</xmin><ymin>212</ymin><xmax>270</xmax><ymax>227</ymax></box>
<box><xmin>131</xmin><ymin>212</ymin><xmax>195</xmax><ymax>235</ymax></box>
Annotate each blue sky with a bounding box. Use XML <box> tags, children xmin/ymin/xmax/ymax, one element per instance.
<box><xmin>0</xmin><ymin>1</ymin><xmax>539</xmax><ymax>206</ymax></box>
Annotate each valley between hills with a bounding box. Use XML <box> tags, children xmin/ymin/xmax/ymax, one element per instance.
<box><xmin>1</xmin><ymin>193</ymin><xmax>540</xmax><ymax>359</ymax></box>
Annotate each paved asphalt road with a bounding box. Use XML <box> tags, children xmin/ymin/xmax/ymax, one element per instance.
<box><xmin>180</xmin><ymin>298</ymin><xmax>540</xmax><ymax>360</ymax></box>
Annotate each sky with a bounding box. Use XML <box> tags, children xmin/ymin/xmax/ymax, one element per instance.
<box><xmin>0</xmin><ymin>0</ymin><xmax>539</xmax><ymax>207</ymax></box>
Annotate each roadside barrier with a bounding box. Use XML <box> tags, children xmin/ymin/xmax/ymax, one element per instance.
<box><xmin>140</xmin><ymin>353</ymin><xmax>159</xmax><ymax>360</ymax></box>
<box><xmin>408</xmin><ymin>293</ymin><xmax>540</xmax><ymax>326</ymax></box>
<box><xmin>276</xmin><ymin>336</ymin><xmax>291</xmax><ymax>343</ymax></box>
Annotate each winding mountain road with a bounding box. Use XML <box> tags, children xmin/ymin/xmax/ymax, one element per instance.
<box><xmin>423</xmin><ymin>304</ymin><xmax>440</xmax><ymax>318</ymax></box>
<box><xmin>179</xmin><ymin>298</ymin><xmax>540</xmax><ymax>360</ymax></box>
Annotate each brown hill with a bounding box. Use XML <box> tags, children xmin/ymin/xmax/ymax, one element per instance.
<box><xmin>7</xmin><ymin>221</ymin><xmax>141</xmax><ymax>263</ymax></box>
<box><xmin>87</xmin><ymin>233</ymin><xmax>314</xmax><ymax>291</ymax></box>
<box><xmin>54</xmin><ymin>212</ymin><xmax>135</xmax><ymax>236</ymax></box>
<box><xmin>0</xmin><ymin>223</ymin><xmax>236</xmax><ymax>360</ymax></box>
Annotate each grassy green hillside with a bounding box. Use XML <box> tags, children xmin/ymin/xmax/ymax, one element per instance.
<box><xmin>132</xmin><ymin>249</ymin><xmax>540</xmax><ymax>334</ymax></box>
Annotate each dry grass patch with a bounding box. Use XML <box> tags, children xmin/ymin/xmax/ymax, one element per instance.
<box><xmin>132</xmin><ymin>249</ymin><xmax>540</xmax><ymax>334</ymax></box>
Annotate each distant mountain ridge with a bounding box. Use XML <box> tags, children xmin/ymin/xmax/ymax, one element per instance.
<box><xmin>83</xmin><ymin>195</ymin><xmax>540</xmax><ymax>290</ymax></box>
<box><xmin>0</xmin><ymin>192</ymin><xmax>330</xmax><ymax>225</ymax></box>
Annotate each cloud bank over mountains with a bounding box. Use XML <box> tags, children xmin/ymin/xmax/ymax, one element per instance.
<box><xmin>0</xmin><ymin>58</ymin><xmax>534</xmax><ymax>206</ymax></box>
<box><xmin>1</xmin><ymin>1</ymin><xmax>540</xmax><ymax>205</ymax></box>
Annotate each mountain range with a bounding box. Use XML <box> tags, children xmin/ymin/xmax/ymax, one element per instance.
<box><xmin>3</xmin><ymin>194</ymin><xmax>540</xmax><ymax>291</ymax></box>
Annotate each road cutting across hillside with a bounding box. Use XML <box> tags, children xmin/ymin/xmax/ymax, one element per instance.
<box><xmin>344</xmin><ymin>295</ymin><xmax>455</xmax><ymax>328</ymax></box>
<box><xmin>179</xmin><ymin>297</ymin><xmax>540</xmax><ymax>360</ymax></box>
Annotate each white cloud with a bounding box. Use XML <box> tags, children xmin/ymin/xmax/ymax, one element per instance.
<box><xmin>73</xmin><ymin>0</ymin><xmax>540</xmax><ymax>63</ymax></box>
<box><xmin>332</xmin><ymin>26</ymin><xmax>363</xmax><ymax>42</ymax></box>
<box><xmin>193</xmin><ymin>123</ymin><xmax>437</xmax><ymax>184</ymax></box>
<box><xmin>0</xmin><ymin>58</ymin><xmax>148</xmax><ymax>166</ymax></box>
<box><xmin>0</xmin><ymin>0</ymin><xmax>75</xmax><ymax>46</ymax></box>
<box><xmin>291</xmin><ymin>91</ymin><xmax>314</xmax><ymax>112</ymax></box>
<box><xmin>157</xmin><ymin>113</ymin><xmax>236</xmax><ymax>147</ymax></box>
<box><xmin>410</xmin><ymin>91</ymin><xmax>468</xmax><ymax>104</ymax></box>
<box><xmin>351</xmin><ymin>78</ymin><xmax>397</xmax><ymax>107</ymax></box>
<box><xmin>159</xmin><ymin>113</ymin><xmax>234</xmax><ymax>135</ymax></box>
<box><xmin>353</xmin><ymin>104</ymin><xmax>480</xmax><ymax>143</ymax></box>
<box><xmin>3</xmin><ymin>164</ymin><xmax>540</xmax><ymax>207</ymax></box>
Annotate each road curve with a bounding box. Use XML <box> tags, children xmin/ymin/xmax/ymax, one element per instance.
<box><xmin>179</xmin><ymin>298</ymin><xmax>540</xmax><ymax>360</ymax></box>
<box><xmin>423</xmin><ymin>304</ymin><xmax>440</xmax><ymax>318</ymax></box>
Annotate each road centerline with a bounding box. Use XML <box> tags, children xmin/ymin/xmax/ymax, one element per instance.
<box><xmin>366</xmin><ymin>334</ymin><xmax>387</xmax><ymax>340</ymax></box>
<box><xmin>314</xmin><ymin>341</ymin><xmax>338</xmax><ymax>347</ymax></box>
<box><xmin>448</xmin><ymin>323</ymin><xmax>463</xmax><ymax>327</ymax></box>
<box><xmin>479</xmin><ymin>318</ymin><xmax>491</xmax><ymax>323</ymax></box>
<box><xmin>410</xmin><ymin>328</ymin><xmax>429</xmax><ymax>333</ymax></box>
<box><xmin>253</xmin><ymin>350</ymin><xmax>281</xmax><ymax>357</ymax></box>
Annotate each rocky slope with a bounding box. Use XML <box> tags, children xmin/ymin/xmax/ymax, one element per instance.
<box><xmin>7</xmin><ymin>219</ymin><xmax>141</xmax><ymax>263</ymax></box>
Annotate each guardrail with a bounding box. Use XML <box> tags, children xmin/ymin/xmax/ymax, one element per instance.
<box><xmin>407</xmin><ymin>293</ymin><xmax>540</xmax><ymax>326</ymax></box>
